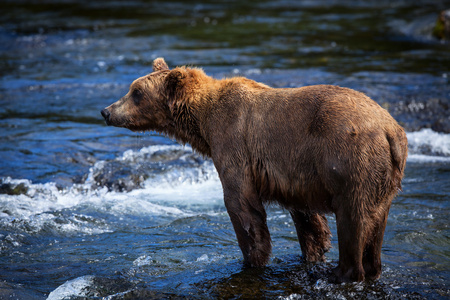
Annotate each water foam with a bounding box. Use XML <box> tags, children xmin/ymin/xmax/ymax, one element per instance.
<box><xmin>406</xmin><ymin>129</ymin><xmax>450</xmax><ymax>163</ymax></box>
<box><xmin>0</xmin><ymin>145</ymin><xmax>222</xmax><ymax>237</ymax></box>
<box><xmin>47</xmin><ymin>275</ymin><xmax>95</xmax><ymax>300</ymax></box>
<box><xmin>86</xmin><ymin>144</ymin><xmax>222</xmax><ymax>207</ymax></box>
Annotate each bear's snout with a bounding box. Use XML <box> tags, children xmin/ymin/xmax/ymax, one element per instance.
<box><xmin>101</xmin><ymin>108</ymin><xmax>111</xmax><ymax>125</ymax></box>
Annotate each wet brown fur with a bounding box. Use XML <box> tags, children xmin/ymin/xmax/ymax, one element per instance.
<box><xmin>102</xmin><ymin>58</ymin><xmax>408</xmax><ymax>283</ymax></box>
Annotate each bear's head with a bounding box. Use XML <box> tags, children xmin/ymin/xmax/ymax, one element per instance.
<box><xmin>101</xmin><ymin>57</ymin><xmax>198</xmax><ymax>133</ymax></box>
<box><xmin>102</xmin><ymin>57</ymin><xmax>213</xmax><ymax>155</ymax></box>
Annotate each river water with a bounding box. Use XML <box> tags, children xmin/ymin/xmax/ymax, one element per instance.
<box><xmin>0</xmin><ymin>1</ymin><xmax>449</xmax><ymax>299</ymax></box>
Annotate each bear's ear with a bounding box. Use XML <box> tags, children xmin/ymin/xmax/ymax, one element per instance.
<box><xmin>152</xmin><ymin>57</ymin><xmax>169</xmax><ymax>72</ymax></box>
<box><xmin>165</xmin><ymin>68</ymin><xmax>188</xmax><ymax>103</ymax></box>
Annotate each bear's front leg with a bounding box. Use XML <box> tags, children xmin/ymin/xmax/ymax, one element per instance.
<box><xmin>290</xmin><ymin>210</ymin><xmax>331</xmax><ymax>262</ymax></box>
<box><xmin>221</xmin><ymin>170</ymin><xmax>271</xmax><ymax>267</ymax></box>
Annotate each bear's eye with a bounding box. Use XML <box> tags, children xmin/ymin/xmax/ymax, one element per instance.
<box><xmin>132</xmin><ymin>89</ymin><xmax>143</xmax><ymax>105</ymax></box>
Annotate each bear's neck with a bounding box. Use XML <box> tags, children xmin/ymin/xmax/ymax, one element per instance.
<box><xmin>166</xmin><ymin>83</ymin><xmax>217</xmax><ymax>157</ymax></box>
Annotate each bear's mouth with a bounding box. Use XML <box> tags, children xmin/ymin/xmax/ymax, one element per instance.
<box><xmin>101</xmin><ymin>108</ymin><xmax>131</xmax><ymax>129</ymax></box>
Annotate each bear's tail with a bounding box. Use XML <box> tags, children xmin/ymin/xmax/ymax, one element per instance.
<box><xmin>386</xmin><ymin>129</ymin><xmax>408</xmax><ymax>191</ymax></box>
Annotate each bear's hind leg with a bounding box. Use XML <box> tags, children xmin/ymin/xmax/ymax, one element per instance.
<box><xmin>363</xmin><ymin>205</ymin><xmax>391</xmax><ymax>280</ymax></box>
<box><xmin>332</xmin><ymin>199</ymin><xmax>366</xmax><ymax>283</ymax></box>
<box><xmin>290</xmin><ymin>211</ymin><xmax>331</xmax><ymax>262</ymax></box>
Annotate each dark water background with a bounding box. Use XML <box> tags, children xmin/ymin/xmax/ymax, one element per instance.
<box><xmin>0</xmin><ymin>1</ymin><xmax>449</xmax><ymax>299</ymax></box>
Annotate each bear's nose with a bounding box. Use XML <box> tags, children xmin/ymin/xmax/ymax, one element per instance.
<box><xmin>101</xmin><ymin>108</ymin><xmax>111</xmax><ymax>125</ymax></box>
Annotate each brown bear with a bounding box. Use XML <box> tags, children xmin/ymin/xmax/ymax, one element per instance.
<box><xmin>101</xmin><ymin>58</ymin><xmax>408</xmax><ymax>283</ymax></box>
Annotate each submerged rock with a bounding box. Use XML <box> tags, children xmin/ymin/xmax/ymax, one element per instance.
<box><xmin>86</xmin><ymin>147</ymin><xmax>209</xmax><ymax>192</ymax></box>
<box><xmin>0</xmin><ymin>180</ymin><xmax>28</xmax><ymax>195</ymax></box>
<box><xmin>392</xmin><ymin>98</ymin><xmax>450</xmax><ymax>134</ymax></box>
